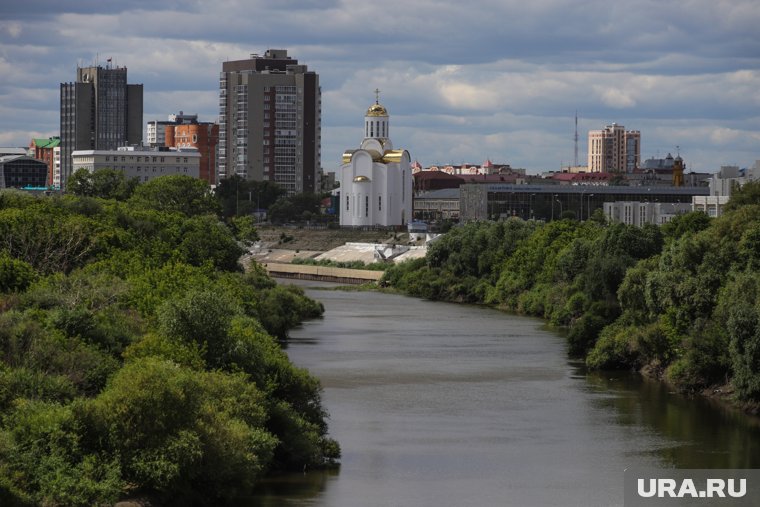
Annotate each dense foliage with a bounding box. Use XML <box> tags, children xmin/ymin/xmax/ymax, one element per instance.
<box><xmin>384</xmin><ymin>186</ymin><xmax>760</xmax><ymax>404</ymax></box>
<box><xmin>0</xmin><ymin>177</ymin><xmax>338</xmax><ymax>506</ymax></box>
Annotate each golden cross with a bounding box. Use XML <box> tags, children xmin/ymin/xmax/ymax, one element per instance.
<box><xmin>374</xmin><ymin>88</ymin><xmax>380</xmax><ymax>104</ymax></box>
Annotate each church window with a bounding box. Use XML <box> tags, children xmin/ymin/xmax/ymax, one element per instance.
<box><xmin>378</xmin><ymin>195</ymin><xmax>382</xmax><ymax>211</ymax></box>
<box><xmin>346</xmin><ymin>194</ymin><xmax>349</xmax><ymax>211</ymax></box>
<box><xmin>365</xmin><ymin>196</ymin><xmax>369</xmax><ymax>217</ymax></box>
<box><xmin>370</xmin><ymin>123</ymin><xmax>373</xmax><ymax>137</ymax></box>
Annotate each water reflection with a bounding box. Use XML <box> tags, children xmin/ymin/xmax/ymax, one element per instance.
<box><xmin>583</xmin><ymin>368</ymin><xmax>760</xmax><ymax>470</ymax></box>
<box><xmin>248</xmin><ymin>282</ymin><xmax>760</xmax><ymax>506</ymax></box>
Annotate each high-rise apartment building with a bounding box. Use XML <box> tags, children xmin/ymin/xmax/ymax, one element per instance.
<box><xmin>587</xmin><ymin>123</ymin><xmax>640</xmax><ymax>173</ymax></box>
<box><xmin>218</xmin><ymin>49</ymin><xmax>320</xmax><ymax>194</ymax></box>
<box><xmin>60</xmin><ymin>64</ymin><xmax>143</xmax><ymax>187</ymax></box>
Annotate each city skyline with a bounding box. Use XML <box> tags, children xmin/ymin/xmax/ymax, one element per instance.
<box><xmin>0</xmin><ymin>0</ymin><xmax>758</xmax><ymax>175</ymax></box>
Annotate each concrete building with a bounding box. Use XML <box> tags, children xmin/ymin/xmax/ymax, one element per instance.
<box><xmin>60</xmin><ymin>64</ymin><xmax>143</xmax><ymax>187</ymax></box>
<box><xmin>0</xmin><ymin>155</ymin><xmax>49</xmax><ymax>189</ymax></box>
<box><xmin>413</xmin><ymin>188</ymin><xmax>460</xmax><ymax>221</ymax></box>
<box><xmin>71</xmin><ymin>146</ymin><xmax>199</xmax><ymax>183</ymax></box>
<box><xmin>218</xmin><ymin>49</ymin><xmax>320</xmax><ymax>194</ymax></box>
<box><xmin>692</xmin><ymin>196</ymin><xmax>729</xmax><ymax>218</ymax></box>
<box><xmin>29</xmin><ymin>137</ymin><xmax>60</xmax><ymax>187</ymax></box>
<box><xmin>588</xmin><ymin>123</ymin><xmax>640</xmax><ymax>173</ymax></box>
<box><xmin>338</xmin><ymin>96</ymin><xmax>413</xmax><ymax>227</ymax></box>
<box><xmin>604</xmin><ymin>201</ymin><xmax>693</xmax><ymax>226</ymax></box>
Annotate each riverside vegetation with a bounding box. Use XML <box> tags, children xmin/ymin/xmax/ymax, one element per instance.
<box><xmin>384</xmin><ymin>181</ymin><xmax>760</xmax><ymax>407</ymax></box>
<box><xmin>0</xmin><ymin>171</ymin><xmax>339</xmax><ymax>506</ymax></box>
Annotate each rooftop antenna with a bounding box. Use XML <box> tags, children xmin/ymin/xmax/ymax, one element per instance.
<box><xmin>573</xmin><ymin>110</ymin><xmax>579</xmax><ymax>167</ymax></box>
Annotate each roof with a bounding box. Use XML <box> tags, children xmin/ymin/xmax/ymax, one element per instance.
<box><xmin>32</xmin><ymin>137</ymin><xmax>60</xmax><ymax>149</ymax></box>
<box><xmin>415</xmin><ymin>188</ymin><xmax>461</xmax><ymax>200</ymax></box>
<box><xmin>366</xmin><ymin>102</ymin><xmax>388</xmax><ymax>117</ymax></box>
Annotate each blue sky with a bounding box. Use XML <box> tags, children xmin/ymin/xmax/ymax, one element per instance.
<box><xmin>0</xmin><ymin>0</ymin><xmax>758</xmax><ymax>173</ymax></box>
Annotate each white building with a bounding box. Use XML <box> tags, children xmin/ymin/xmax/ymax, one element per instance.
<box><xmin>71</xmin><ymin>146</ymin><xmax>200</xmax><ymax>183</ymax></box>
<box><xmin>53</xmin><ymin>146</ymin><xmax>61</xmax><ymax>189</ymax></box>
<box><xmin>338</xmin><ymin>97</ymin><xmax>412</xmax><ymax>227</ymax></box>
<box><xmin>604</xmin><ymin>201</ymin><xmax>692</xmax><ymax>226</ymax></box>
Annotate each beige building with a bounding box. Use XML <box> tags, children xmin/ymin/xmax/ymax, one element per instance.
<box><xmin>71</xmin><ymin>146</ymin><xmax>200</xmax><ymax>183</ymax></box>
<box><xmin>588</xmin><ymin>123</ymin><xmax>640</xmax><ymax>173</ymax></box>
<box><xmin>218</xmin><ymin>49</ymin><xmax>320</xmax><ymax>194</ymax></box>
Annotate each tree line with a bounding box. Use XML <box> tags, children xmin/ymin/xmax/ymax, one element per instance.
<box><xmin>0</xmin><ymin>173</ymin><xmax>339</xmax><ymax>506</ymax></box>
<box><xmin>384</xmin><ymin>181</ymin><xmax>760</xmax><ymax>405</ymax></box>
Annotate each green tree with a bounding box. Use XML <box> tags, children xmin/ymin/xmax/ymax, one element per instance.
<box><xmin>67</xmin><ymin>168</ymin><xmax>138</xmax><ymax>200</ymax></box>
<box><xmin>129</xmin><ymin>175</ymin><xmax>220</xmax><ymax>216</ymax></box>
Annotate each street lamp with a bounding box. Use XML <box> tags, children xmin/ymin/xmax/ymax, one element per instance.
<box><xmin>555</xmin><ymin>195</ymin><xmax>563</xmax><ymax>218</ymax></box>
<box><xmin>587</xmin><ymin>193</ymin><xmax>594</xmax><ymax>220</ymax></box>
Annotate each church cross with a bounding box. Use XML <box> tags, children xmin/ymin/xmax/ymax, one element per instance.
<box><xmin>375</xmin><ymin>88</ymin><xmax>380</xmax><ymax>104</ymax></box>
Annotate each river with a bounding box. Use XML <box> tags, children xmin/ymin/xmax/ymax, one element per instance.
<box><xmin>249</xmin><ymin>283</ymin><xmax>760</xmax><ymax>507</ymax></box>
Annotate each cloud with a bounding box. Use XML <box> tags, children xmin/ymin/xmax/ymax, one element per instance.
<box><xmin>0</xmin><ymin>0</ymin><xmax>757</xmax><ymax>174</ymax></box>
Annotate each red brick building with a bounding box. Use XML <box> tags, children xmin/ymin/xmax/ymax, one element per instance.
<box><xmin>165</xmin><ymin>123</ymin><xmax>219</xmax><ymax>185</ymax></box>
<box><xmin>29</xmin><ymin>137</ymin><xmax>60</xmax><ymax>186</ymax></box>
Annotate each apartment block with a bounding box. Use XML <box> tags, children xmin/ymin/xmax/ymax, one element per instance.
<box><xmin>218</xmin><ymin>49</ymin><xmax>320</xmax><ymax>194</ymax></box>
<box><xmin>588</xmin><ymin>123</ymin><xmax>640</xmax><ymax>173</ymax></box>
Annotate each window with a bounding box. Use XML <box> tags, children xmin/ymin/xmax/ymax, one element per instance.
<box><xmin>378</xmin><ymin>195</ymin><xmax>382</xmax><ymax>211</ymax></box>
<box><xmin>346</xmin><ymin>195</ymin><xmax>349</xmax><ymax>211</ymax></box>
<box><xmin>365</xmin><ymin>196</ymin><xmax>369</xmax><ymax>217</ymax></box>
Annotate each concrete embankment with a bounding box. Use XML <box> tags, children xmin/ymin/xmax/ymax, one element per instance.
<box><xmin>263</xmin><ymin>263</ymin><xmax>383</xmax><ymax>285</ymax></box>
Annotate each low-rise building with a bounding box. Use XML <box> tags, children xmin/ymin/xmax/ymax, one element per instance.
<box><xmin>71</xmin><ymin>146</ymin><xmax>200</xmax><ymax>184</ymax></box>
<box><xmin>413</xmin><ymin>188</ymin><xmax>460</xmax><ymax>221</ymax></box>
<box><xmin>0</xmin><ymin>155</ymin><xmax>49</xmax><ymax>189</ymax></box>
<box><xmin>29</xmin><ymin>137</ymin><xmax>61</xmax><ymax>186</ymax></box>
<box><xmin>604</xmin><ymin>201</ymin><xmax>693</xmax><ymax>226</ymax></box>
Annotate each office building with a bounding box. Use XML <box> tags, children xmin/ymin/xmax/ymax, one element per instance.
<box><xmin>60</xmin><ymin>63</ymin><xmax>143</xmax><ymax>187</ymax></box>
<box><xmin>71</xmin><ymin>146</ymin><xmax>199</xmax><ymax>183</ymax></box>
<box><xmin>218</xmin><ymin>49</ymin><xmax>320</xmax><ymax>194</ymax></box>
<box><xmin>0</xmin><ymin>155</ymin><xmax>49</xmax><ymax>189</ymax></box>
<box><xmin>588</xmin><ymin>124</ymin><xmax>640</xmax><ymax>173</ymax></box>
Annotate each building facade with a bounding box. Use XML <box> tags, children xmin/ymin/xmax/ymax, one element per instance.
<box><xmin>603</xmin><ymin>201</ymin><xmax>693</xmax><ymax>225</ymax></box>
<box><xmin>60</xmin><ymin>64</ymin><xmax>143</xmax><ymax>187</ymax></box>
<box><xmin>338</xmin><ymin>98</ymin><xmax>413</xmax><ymax>227</ymax></box>
<box><xmin>218</xmin><ymin>49</ymin><xmax>320</xmax><ymax>194</ymax></box>
<box><xmin>0</xmin><ymin>156</ymin><xmax>49</xmax><ymax>189</ymax></box>
<box><xmin>165</xmin><ymin>121</ymin><xmax>219</xmax><ymax>185</ymax></box>
<box><xmin>29</xmin><ymin>137</ymin><xmax>60</xmax><ymax>187</ymax></box>
<box><xmin>146</xmin><ymin>112</ymin><xmax>199</xmax><ymax>147</ymax></box>
<box><xmin>71</xmin><ymin>146</ymin><xmax>199</xmax><ymax>183</ymax></box>
<box><xmin>459</xmin><ymin>183</ymin><xmax>709</xmax><ymax>222</ymax></box>
<box><xmin>587</xmin><ymin>123</ymin><xmax>640</xmax><ymax>173</ymax></box>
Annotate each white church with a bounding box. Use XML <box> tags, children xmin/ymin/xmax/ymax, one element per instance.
<box><xmin>338</xmin><ymin>93</ymin><xmax>413</xmax><ymax>227</ymax></box>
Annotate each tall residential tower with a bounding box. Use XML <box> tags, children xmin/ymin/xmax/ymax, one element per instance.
<box><xmin>587</xmin><ymin>123</ymin><xmax>640</xmax><ymax>173</ymax></box>
<box><xmin>60</xmin><ymin>63</ymin><xmax>143</xmax><ymax>187</ymax></box>
<box><xmin>218</xmin><ymin>49</ymin><xmax>320</xmax><ymax>194</ymax></box>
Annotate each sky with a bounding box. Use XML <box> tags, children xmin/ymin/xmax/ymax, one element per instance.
<box><xmin>0</xmin><ymin>0</ymin><xmax>758</xmax><ymax>174</ymax></box>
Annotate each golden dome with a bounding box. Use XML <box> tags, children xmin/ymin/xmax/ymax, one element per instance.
<box><xmin>366</xmin><ymin>103</ymin><xmax>388</xmax><ymax>117</ymax></box>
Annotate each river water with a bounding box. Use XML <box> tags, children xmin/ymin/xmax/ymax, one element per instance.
<box><xmin>250</xmin><ymin>284</ymin><xmax>760</xmax><ymax>507</ymax></box>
